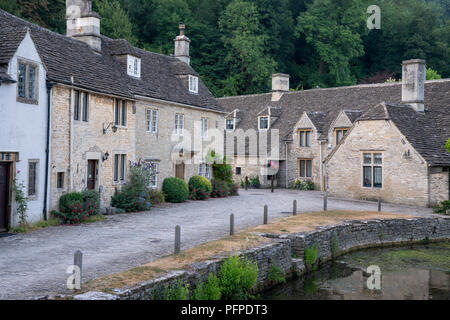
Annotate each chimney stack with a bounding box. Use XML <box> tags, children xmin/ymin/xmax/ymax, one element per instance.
<box><xmin>174</xmin><ymin>23</ymin><xmax>191</xmax><ymax>65</ymax></box>
<box><xmin>66</xmin><ymin>0</ymin><xmax>101</xmax><ymax>52</ymax></box>
<box><xmin>271</xmin><ymin>73</ymin><xmax>290</xmax><ymax>102</ymax></box>
<box><xmin>402</xmin><ymin>59</ymin><xmax>426</xmax><ymax>112</ymax></box>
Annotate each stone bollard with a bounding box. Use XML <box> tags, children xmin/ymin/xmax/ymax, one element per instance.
<box><xmin>293</xmin><ymin>200</ymin><xmax>297</xmax><ymax>216</ymax></box>
<box><xmin>174</xmin><ymin>225</ymin><xmax>181</xmax><ymax>254</ymax></box>
<box><xmin>74</xmin><ymin>250</ymin><xmax>83</xmax><ymax>283</ymax></box>
<box><xmin>230</xmin><ymin>214</ymin><xmax>235</xmax><ymax>236</ymax></box>
<box><xmin>323</xmin><ymin>192</ymin><xmax>328</xmax><ymax>211</ymax></box>
<box><xmin>378</xmin><ymin>197</ymin><xmax>382</xmax><ymax>212</ymax></box>
<box><xmin>264</xmin><ymin>205</ymin><xmax>268</xmax><ymax>224</ymax></box>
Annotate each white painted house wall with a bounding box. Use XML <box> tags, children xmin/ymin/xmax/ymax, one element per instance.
<box><xmin>0</xmin><ymin>31</ymin><xmax>48</xmax><ymax>226</ymax></box>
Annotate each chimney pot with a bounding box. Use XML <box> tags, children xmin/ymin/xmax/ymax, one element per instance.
<box><xmin>174</xmin><ymin>23</ymin><xmax>191</xmax><ymax>65</ymax></box>
<box><xmin>401</xmin><ymin>59</ymin><xmax>426</xmax><ymax>112</ymax></box>
<box><xmin>271</xmin><ymin>73</ymin><xmax>290</xmax><ymax>102</ymax></box>
<box><xmin>66</xmin><ymin>0</ymin><xmax>101</xmax><ymax>52</ymax></box>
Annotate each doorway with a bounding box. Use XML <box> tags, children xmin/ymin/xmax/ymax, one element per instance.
<box><xmin>87</xmin><ymin>160</ymin><xmax>98</xmax><ymax>190</ymax></box>
<box><xmin>175</xmin><ymin>162</ymin><xmax>185</xmax><ymax>180</ymax></box>
<box><xmin>0</xmin><ymin>163</ymin><xmax>9</xmax><ymax>231</ymax></box>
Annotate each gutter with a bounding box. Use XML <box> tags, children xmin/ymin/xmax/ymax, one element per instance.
<box><xmin>43</xmin><ymin>82</ymin><xmax>55</xmax><ymax>220</ymax></box>
<box><xmin>134</xmin><ymin>95</ymin><xmax>228</xmax><ymax>114</ymax></box>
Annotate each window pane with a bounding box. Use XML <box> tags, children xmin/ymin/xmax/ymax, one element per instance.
<box><xmin>74</xmin><ymin>91</ymin><xmax>80</xmax><ymax>120</ymax></box>
<box><xmin>373</xmin><ymin>167</ymin><xmax>382</xmax><ymax>188</ymax></box>
<box><xmin>374</xmin><ymin>153</ymin><xmax>382</xmax><ymax>164</ymax></box>
<box><xmin>336</xmin><ymin>130</ymin><xmax>342</xmax><ymax>144</ymax></box>
<box><xmin>300</xmin><ymin>160</ymin><xmax>305</xmax><ymax>177</ymax></box>
<box><xmin>120</xmin><ymin>155</ymin><xmax>126</xmax><ymax>180</ymax></box>
<box><xmin>205</xmin><ymin>164</ymin><xmax>210</xmax><ymax>179</ymax></box>
<box><xmin>114</xmin><ymin>154</ymin><xmax>119</xmax><ymax>181</ymax></box>
<box><xmin>28</xmin><ymin>66</ymin><xmax>36</xmax><ymax>99</ymax></box>
<box><xmin>306</xmin><ymin>160</ymin><xmax>312</xmax><ymax>177</ymax></box>
<box><xmin>57</xmin><ymin>172</ymin><xmax>64</xmax><ymax>189</ymax></box>
<box><xmin>82</xmin><ymin>93</ymin><xmax>88</xmax><ymax>121</ymax></box>
<box><xmin>18</xmin><ymin>63</ymin><xmax>26</xmax><ymax>98</ymax></box>
<box><xmin>180</xmin><ymin>115</ymin><xmax>184</xmax><ymax>135</ymax></box>
<box><xmin>114</xmin><ymin>100</ymin><xmax>119</xmax><ymax>125</ymax></box>
<box><xmin>152</xmin><ymin>110</ymin><xmax>158</xmax><ymax>133</ymax></box>
<box><xmin>306</xmin><ymin>131</ymin><xmax>311</xmax><ymax>147</ymax></box>
<box><xmin>300</xmin><ymin>131</ymin><xmax>305</xmax><ymax>147</ymax></box>
<box><xmin>260</xmin><ymin>117</ymin><xmax>268</xmax><ymax>129</ymax></box>
<box><xmin>146</xmin><ymin>109</ymin><xmax>151</xmax><ymax>131</ymax></box>
<box><xmin>28</xmin><ymin>162</ymin><xmax>37</xmax><ymax>196</ymax></box>
<box><xmin>121</xmin><ymin>101</ymin><xmax>127</xmax><ymax>126</ymax></box>
<box><xmin>363</xmin><ymin>166</ymin><xmax>372</xmax><ymax>187</ymax></box>
<box><xmin>363</xmin><ymin>153</ymin><xmax>372</xmax><ymax>164</ymax></box>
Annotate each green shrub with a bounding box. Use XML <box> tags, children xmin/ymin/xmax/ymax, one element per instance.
<box><xmin>82</xmin><ymin>190</ymin><xmax>100</xmax><ymax>216</ymax></box>
<box><xmin>293</xmin><ymin>179</ymin><xmax>315</xmax><ymax>190</ymax></box>
<box><xmin>227</xmin><ymin>182</ymin><xmax>239</xmax><ymax>196</ymax></box>
<box><xmin>219</xmin><ymin>256</ymin><xmax>258</xmax><ymax>300</ymax></box>
<box><xmin>53</xmin><ymin>202</ymin><xmax>89</xmax><ymax>224</ymax></box>
<box><xmin>267</xmin><ymin>264</ymin><xmax>286</xmax><ymax>284</ymax></box>
<box><xmin>248</xmin><ymin>176</ymin><xmax>260</xmax><ymax>189</ymax></box>
<box><xmin>211</xmin><ymin>179</ymin><xmax>229</xmax><ymax>198</ymax></box>
<box><xmin>152</xmin><ymin>280</ymin><xmax>190</xmax><ymax>300</ymax></box>
<box><xmin>59</xmin><ymin>192</ymin><xmax>84</xmax><ymax>214</ymax></box>
<box><xmin>188</xmin><ymin>176</ymin><xmax>212</xmax><ymax>200</ymax></box>
<box><xmin>111</xmin><ymin>186</ymin><xmax>152</xmax><ymax>212</ymax></box>
<box><xmin>433</xmin><ymin>200</ymin><xmax>450</xmax><ymax>214</ymax></box>
<box><xmin>162</xmin><ymin>177</ymin><xmax>189</xmax><ymax>203</ymax></box>
<box><xmin>192</xmin><ymin>274</ymin><xmax>221</xmax><ymax>300</ymax></box>
<box><xmin>147</xmin><ymin>189</ymin><xmax>165</xmax><ymax>205</ymax></box>
<box><xmin>304</xmin><ymin>242</ymin><xmax>319</xmax><ymax>270</ymax></box>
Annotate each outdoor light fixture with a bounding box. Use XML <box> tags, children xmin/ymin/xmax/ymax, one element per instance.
<box><xmin>103</xmin><ymin>122</ymin><xmax>118</xmax><ymax>135</ymax></box>
<box><xmin>102</xmin><ymin>152</ymin><xmax>110</xmax><ymax>162</ymax></box>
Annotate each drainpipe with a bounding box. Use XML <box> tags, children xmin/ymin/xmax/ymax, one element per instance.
<box><xmin>285</xmin><ymin>141</ymin><xmax>288</xmax><ymax>188</ymax></box>
<box><xmin>319</xmin><ymin>141</ymin><xmax>323</xmax><ymax>191</ymax></box>
<box><xmin>43</xmin><ymin>82</ymin><xmax>54</xmax><ymax>220</ymax></box>
<box><xmin>69</xmin><ymin>77</ymin><xmax>74</xmax><ymax>191</ymax></box>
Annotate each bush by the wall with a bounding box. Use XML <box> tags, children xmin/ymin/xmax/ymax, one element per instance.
<box><xmin>227</xmin><ymin>182</ymin><xmax>239</xmax><ymax>196</ymax></box>
<box><xmin>293</xmin><ymin>179</ymin><xmax>315</xmax><ymax>191</ymax></box>
<box><xmin>147</xmin><ymin>189</ymin><xmax>165</xmax><ymax>205</ymax></box>
<box><xmin>188</xmin><ymin>176</ymin><xmax>212</xmax><ymax>200</ymax></box>
<box><xmin>191</xmin><ymin>274</ymin><xmax>221</xmax><ymax>300</ymax></box>
<box><xmin>82</xmin><ymin>190</ymin><xmax>100</xmax><ymax>216</ymax></box>
<box><xmin>218</xmin><ymin>255</ymin><xmax>258</xmax><ymax>300</ymax></box>
<box><xmin>111</xmin><ymin>187</ymin><xmax>152</xmax><ymax>212</ymax></box>
<box><xmin>59</xmin><ymin>192</ymin><xmax>84</xmax><ymax>214</ymax></box>
<box><xmin>211</xmin><ymin>179</ymin><xmax>229</xmax><ymax>198</ymax></box>
<box><xmin>434</xmin><ymin>200</ymin><xmax>450</xmax><ymax>214</ymax></box>
<box><xmin>53</xmin><ymin>202</ymin><xmax>89</xmax><ymax>224</ymax></box>
<box><xmin>162</xmin><ymin>177</ymin><xmax>189</xmax><ymax>203</ymax></box>
<box><xmin>249</xmin><ymin>176</ymin><xmax>260</xmax><ymax>189</ymax></box>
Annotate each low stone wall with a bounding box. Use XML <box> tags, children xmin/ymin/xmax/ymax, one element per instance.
<box><xmin>73</xmin><ymin>216</ymin><xmax>450</xmax><ymax>300</ymax></box>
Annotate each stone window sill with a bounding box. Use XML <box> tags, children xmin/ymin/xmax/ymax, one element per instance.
<box><xmin>17</xmin><ymin>97</ymin><xmax>38</xmax><ymax>105</ymax></box>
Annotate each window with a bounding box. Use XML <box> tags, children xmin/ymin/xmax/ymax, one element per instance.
<box><xmin>201</xmin><ymin>118</ymin><xmax>209</xmax><ymax>138</ymax></box>
<box><xmin>57</xmin><ymin>172</ymin><xmax>64</xmax><ymax>189</ymax></box>
<box><xmin>17</xmin><ymin>62</ymin><xmax>38</xmax><ymax>102</ymax></box>
<box><xmin>114</xmin><ymin>154</ymin><xmax>127</xmax><ymax>182</ymax></box>
<box><xmin>189</xmin><ymin>75</ymin><xmax>198</xmax><ymax>93</ymax></box>
<box><xmin>74</xmin><ymin>90</ymin><xmax>80</xmax><ymax>121</ymax></box>
<box><xmin>199</xmin><ymin>163</ymin><xmax>211</xmax><ymax>179</ymax></box>
<box><xmin>74</xmin><ymin>91</ymin><xmax>89</xmax><ymax>121</ymax></box>
<box><xmin>226</xmin><ymin>119</ymin><xmax>235</xmax><ymax>131</ymax></box>
<box><xmin>28</xmin><ymin>160</ymin><xmax>38</xmax><ymax>197</ymax></box>
<box><xmin>127</xmin><ymin>55</ymin><xmax>141</xmax><ymax>78</ymax></box>
<box><xmin>362</xmin><ymin>153</ymin><xmax>382</xmax><ymax>188</ymax></box>
<box><xmin>298</xmin><ymin>130</ymin><xmax>311</xmax><ymax>147</ymax></box>
<box><xmin>114</xmin><ymin>99</ymin><xmax>127</xmax><ymax>126</ymax></box>
<box><xmin>175</xmin><ymin>114</ymin><xmax>184</xmax><ymax>135</ymax></box>
<box><xmin>259</xmin><ymin>116</ymin><xmax>269</xmax><ymax>130</ymax></box>
<box><xmin>149</xmin><ymin>163</ymin><xmax>158</xmax><ymax>188</ymax></box>
<box><xmin>146</xmin><ymin>109</ymin><xmax>158</xmax><ymax>133</ymax></box>
<box><xmin>82</xmin><ymin>92</ymin><xmax>89</xmax><ymax>122</ymax></box>
<box><xmin>236</xmin><ymin>167</ymin><xmax>242</xmax><ymax>175</ymax></box>
<box><xmin>335</xmin><ymin>128</ymin><xmax>348</xmax><ymax>144</ymax></box>
<box><xmin>299</xmin><ymin>159</ymin><xmax>312</xmax><ymax>178</ymax></box>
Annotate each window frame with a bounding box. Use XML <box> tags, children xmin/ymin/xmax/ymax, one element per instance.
<box><xmin>298</xmin><ymin>158</ymin><xmax>312</xmax><ymax>178</ymax></box>
<box><xmin>146</xmin><ymin>108</ymin><xmax>158</xmax><ymax>133</ymax></box>
<box><xmin>27</xmin><ymin>159</ymin><xmax>39</xmax><ymax>198</ymax></box>
<box><xmin>201</xmin><ymin>118</ymin><xmax>209</xmax><ymax>138</ymax></box>
<box><xmin>188</xmin><ymin>75</ymin><xmax>198</xmax><ymax>94</ymax></box>
<box><xmin>298</xmin><ymin>129</ymin><xmax>312</xmax><ymax>147</ymax></box>
<box><xmin>175</xmin><ymin>113</ymin><xmax>184</xmax><ymax>136</ymax></box>
<box><xmin>226</xmin><ymin>118</ymin><xmax>235</xmax><ymax>131</ymax></box>
<box><xmin>114</xmin><ymin>99</ymin><xmax>128</xmax><ymax>127</ymax></box>
<box><xmin>127</xmin><ymin>55</ymin><xmax>141</xmax><ymax>78</ymax></box>
<box><xmin>334</xmin><ymin>128</ymin><xmax>349</xmax><ymax>145</ymax></box>
<box><xmin>57</xmin><ymin>172</ymin><xmax>65</xmax><ymax>190</ymax></box>
<box><xmin>148</xmin><ymin>162</ymin><xmax>158</xmax><ymax>188</ymax></box>
<box><xmin>199</xmin><ymin>162</ymin><xmax>211</xmax><ymax>179</ymax></box>
<box><xmin>258</xmin><ymin>116</ymin><xmax>269</xmax><ymax>130</ymax></box>
<box><xmin>113</xmin><ymin>154</ymin><xmax>127</xmax><ymax>183</ymax></box>
<box><xmin>361</xmin><ymin>152</ymin><xmax>383</xmax><ymax>189</ymax></box>
<box><xmin>17</xmin><ymin>60</ymin><xmax>39</xmax><ymax>104</ymax></box>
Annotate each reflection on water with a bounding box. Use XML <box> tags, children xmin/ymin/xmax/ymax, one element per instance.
<box><xmin>262</xmin><ymin>244</ymin><xmax>450</xmax><ymax>300</ymax></box>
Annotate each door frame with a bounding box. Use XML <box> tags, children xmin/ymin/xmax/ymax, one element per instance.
<box><xmin>174</xmin><ymin>161</ymin><xmax>185</xmax><ymax>180</ymax></box>
<box><xmin>85</xmin><ymin>152</ymin><xmax>102</xmax><ymax>191</ymax></box>
<box><xmin>0</xmin><ymin>162</ymin><xmax>11</xmax><ymax>231</ymax></box>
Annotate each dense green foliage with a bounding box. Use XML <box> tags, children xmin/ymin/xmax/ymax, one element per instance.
<box><xmin>191</xmin><ymin>274</ymin><xmax>222</xmax><ymax>300</ymax></box>
<box><xmin>434</xmin><ymin>200</ymin><xmax>450</xmax><ymax>214</ymax></box>
<box><xmin>147</xmin><ymin>189</ymin><xmax>165</xmax><ymax>205</ymax></box>
<box><xmin>218</xmin><ymin>255</ymin><xmax>258</xmax><ymax>300</ymax></box>
<box><xmin>57</xmin><ymin>190</ymin><xmax>101</xmax><ymax>224</ymax></box>
<box><xmin>2</xmin><ymin>0</ymin><xmax>448</xmax><ymax>95</ymax></box>
<box><xmin>188</xmin><ymin>175</ymin><xmax>212</xmax><ymax>200</ymax></box>
<box><xmin>304</xmin><ymin>242</ymin><xmax>319</xmax><ymax>270</ymax></box>
<box><xmin>162</xmin><ymin>177</ymin><xmax>189</xmax><ymax>203</ymax></box>
<box><xmin>446</xmin><ymin>138</ymin><xmax>450</xmax><ymax>153</ymax></box>
<box><xmin>292</xmin><ymin>179</ymin><xmax>315</xmax><ymax>190</ymax></box>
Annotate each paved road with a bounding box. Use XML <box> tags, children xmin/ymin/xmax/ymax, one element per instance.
<box><xmin>0</xmin><ymin>189</ymin><xmax>432</xmax><ymax>299</ymax></box>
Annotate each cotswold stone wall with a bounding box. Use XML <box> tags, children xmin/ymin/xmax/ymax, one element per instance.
<box><xmin>73</xmin><ymin>216</ymin><xmax>450</xmax><ymax>300</ymax></box>
<box><xmin>430</xmin><ymin>170</ymin><xmax>450</xmax><ymax>206</ymax></box>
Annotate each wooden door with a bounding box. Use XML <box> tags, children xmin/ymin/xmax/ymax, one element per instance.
<box><xmin>0</xmin><ymin>163</ymin><xmax>9</xmax><ymax>231</ymax></box>
<box><xmin>87</xmin><ymin>160</ymin><xmax>97</xmax><ymax>190</ymax></box>
<box><xmin>175</xmin><ymin>162</ymin><xmax>185</xmax><ymax>180</ymax></box>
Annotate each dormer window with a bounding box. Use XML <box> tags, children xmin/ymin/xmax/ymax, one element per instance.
<box><xmin>259</xmin><ymin>116</ymin><xmax>269</xmax><ymax>130</ymax></box>
<box><xmin>226</xmin><ymin>118</ymin><xmax>235</xmax><ymax>131</ymax></box>
<box><xmin>189</xmin><ymin>75</ymin><xmax>198</xmax><ymax>93</ymax></box>
<box><xmin>127</xmin><ymin>55</ymin><xmax>141</xmax><ymax>78</ymax></box>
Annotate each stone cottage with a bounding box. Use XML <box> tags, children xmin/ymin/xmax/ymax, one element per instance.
<box><xmin>218</xmin><ymin>61</ymin><xmax>450</xmax><ymax>207</ymax></box>
<box><xmin>0</xmin><ymin>0</ymin><xmax>225</xmax><ymax>227</ymax></box>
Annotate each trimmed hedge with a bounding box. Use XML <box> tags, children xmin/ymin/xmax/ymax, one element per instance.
<box><xmin>162</xmin><ymin>177</ymin><xmax>189</xmax><ymax>203</ymax></box>
<box><xmin>56</xmin><ymin>190</ymin><xmax>100</xmax><ymax>224</ymax></box>
<box><xmin>59</xmin><ymin>192</ymin><xmax>84</xmax><ymax>214</ymax></box>
<box><xmin>189</xmin><ymin>176</ymin><xmax>212</xmax><ymax>200</ymax></box>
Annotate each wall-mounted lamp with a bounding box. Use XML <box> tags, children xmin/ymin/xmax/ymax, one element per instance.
<box><xmin>102</xmin><ymin>152</ymin><xmax>110</xmax><ymax>162</ymax></box>
<box><xmin>103</xmin><ymin>122</ymin><xmax>118</xmax><ymax>135</ymax></box>
<box><xmin>179</xmin><ymin>149</ymin><xmax>184</xmax><ymax>158</ymax></box>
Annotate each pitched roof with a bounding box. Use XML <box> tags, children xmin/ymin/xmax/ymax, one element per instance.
<box><xmin>0</xmin><ymin>26</ymin><xmax>27</xmax><ymax>64</ymax></box>
<box><xmin>219</xmin><ymin>80</ymin><xmax>450</xmax><ymax>164</ymax></box>
<box><xmin>0</xmin><ymin>9</ymin><xmax>222</xmax><ymax>112</ymax></box>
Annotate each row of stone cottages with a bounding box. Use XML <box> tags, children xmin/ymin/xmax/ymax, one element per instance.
<box><xmin>0</xmin><ymin>3</ymin><xmax>224</xmax><ymax>230</ymax></box>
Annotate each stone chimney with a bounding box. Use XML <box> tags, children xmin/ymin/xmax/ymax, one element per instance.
<box><xmin>66</xmin><ymin>0</ymin><xmax>101</xmax><ymax>52</ymax></box>
<box><xmin>271</xmin><ymin>73</ymin><xmax>290</xmax><ymax>102</ymax></box>
<box><xmin>174</xmin><ymin>23</ymin><xmax>191</xmax><ymax>65</ymax></box>
<box><xmin>402</xmin><ymin>59</ymin><xmax>426</xmax><ymax>112</ymax></box>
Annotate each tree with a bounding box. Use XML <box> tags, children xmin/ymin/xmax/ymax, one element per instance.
<box><xmin>426</xmin><ymin>68</ymin><xmax>442</xmax><ymax>80</ymax></box>
<box><xmin>446</xmin><ymin>138</ymin><xmax>450</xmax><ymax>153</ymax></box>
<box><xmin>295</xmin><ymin>0</ymin><xmax>368</xmax><ymax>87</ymax></box>
<box><xmin>219</xmin><ymin>0</ymin><xmax>276</xmax><ymax>95</ymax></box>
<box><xmin>94</xmin><ymin>0</ymin><xmax>137</xmax><ymax>44</ymax></box>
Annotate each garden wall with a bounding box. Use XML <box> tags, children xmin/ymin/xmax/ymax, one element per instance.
<box><xmin>73</xmin><ymin>216</ymin><xmax>450</xmax><ymax>300</ymax></box>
